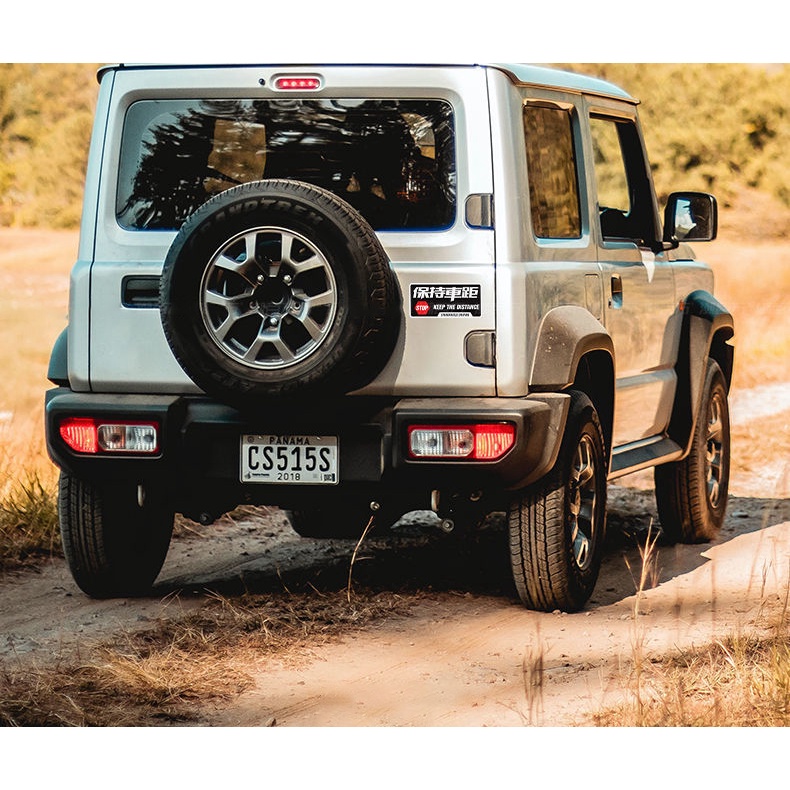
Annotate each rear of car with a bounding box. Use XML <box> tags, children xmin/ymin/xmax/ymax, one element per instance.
<box><xmin>67</xmin><ymin>65</ymin><xmax>499</xmax><ymax>395</ymax></box>
<box><xmin>46</xmin><ymin>63</ymin><xmax>734</xmax><ymax>613</ymax></box>
<box><xmin>46</xmin><ymin>65</ymin><xmax>571</xmax><ymax>598</ymax></box>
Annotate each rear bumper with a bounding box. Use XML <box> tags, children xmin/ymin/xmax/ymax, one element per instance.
<box><xmin>45</xmin><ymin>388</ymin><xmax>569</xmax><ymax>516</ymax></box>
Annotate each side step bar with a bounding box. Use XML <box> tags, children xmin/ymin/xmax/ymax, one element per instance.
<box><xmin>608</xmin><ymin>436</ymin><xmax>684</xmax><ymax>480</ymax></box>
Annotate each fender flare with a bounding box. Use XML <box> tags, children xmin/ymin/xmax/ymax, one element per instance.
<box><xmin>47</xmin><ymin>328</ymin><xmax>69</xmax><ymax>386</ymax></box>
<box><xmin>668</xmin><ymin>290</ymin><xmax>734</xmax><ymax>455</ymax></box>
<box><xmin>529</xmin><ymin>305</ymin><xmax>614</xmax><ymax>391</ymax></box>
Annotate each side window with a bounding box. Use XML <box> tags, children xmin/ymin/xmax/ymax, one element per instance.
<box><xmin>523</xmin><ymin>104</ymin><xmax>581</xmax><ymax>239</ymax></box>
<box><xmin>589</xmin><ymin>118</ymin><xmax>629</xmax><ymax>213</ymax></box>
<box><xmin>589</xmin><ymin>116</ymin><xmax>657</xmax><ymax>246</ymax></box>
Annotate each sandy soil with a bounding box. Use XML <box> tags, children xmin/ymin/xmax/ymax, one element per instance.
<box><xmin>1</xmin><ymin>381</ymin><xmax>788</xmax><ymax>727</ymax></box>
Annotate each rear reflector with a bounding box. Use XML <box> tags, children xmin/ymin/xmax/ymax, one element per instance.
<box><xmin>407</xmin><ymin>423</ymin><xmax>515</xmax><ymax>461</ymax></box>
<box><xmin>59</xmin><ymin>418</ymin><xmax>159</xmax><ymax>455</ymax></box>
<box><xmin>272</xmin><ymin>74</ymin><xmax>322</xmax><ymax>91</ymax></box>
<box><xmin>59</xmin><ymin>418</ymin><xmax>98</xmax><ymax>454</ymax></box>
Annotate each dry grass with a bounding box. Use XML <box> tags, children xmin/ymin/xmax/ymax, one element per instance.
<box><xmin>0</xmin><ymin>589</ymin><xmax>412</xmax><ymax>726</ymax></box>
<box><xmin>0</xmin><ymin>228</ymin><xmax>74</xmax><ymax>419</ymax></box>
<box><xmin>592</xmin><ymin>517</ymin><xmax>790</xmax><ymax>727</ymax></box>
<box><xmin>0</xmin><ymin>228</ymin><xmax>73</xmax><ymax>568</ymax></box>
<box><xmin>0</xmin><ymin>469</ymin><xmax>60</xmax><ymax>570</ymax></box>
<box><xmin>593</xmin><ymin>627</ymin><xmax>790</xmax><ymax>726</ymax></box>
<box><xmin>703</xmin><ymin>237</ymin><xmax>790</xmax><ymax>391</ymax></box>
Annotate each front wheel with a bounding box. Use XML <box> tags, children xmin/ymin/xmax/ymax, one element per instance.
<box><xmin>507</xmin><ymin>392</ymin><xmax>607</xmax><ymax>612</ymax></box>
<box><xmin>655</xmin><ymin>359</ymin><xmax>731</xmax><ymax>543</ymax></box>
<box><xmin>58</xmin><ymin>473</ymin><xmax>174</xmax><ymax>598</ymax></box>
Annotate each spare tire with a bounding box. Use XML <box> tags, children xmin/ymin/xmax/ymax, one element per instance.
<box><xmin>160</xmin><ymin>179</ymin><xmax>400</xmax><ymax>401</ymax></box>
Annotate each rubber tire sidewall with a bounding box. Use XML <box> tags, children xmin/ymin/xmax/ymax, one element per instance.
<box><xmin>508</xmin><ymin>391</ymin><xmax>607</xmax><ymax>613</ymax></box>
<box><xmin>59</xmin><ymin>473</ymin><xmax>174</xmax><ymax>598</ymax></box>
<box><xmin>160</xmin><ymin>180</ymin><xmax>400</xmax><ymax>402</ymax></box>
<box><xmin>655</xmin><ymin>359</ymin><xmax>731</xmax><ymax>544</ymax></box>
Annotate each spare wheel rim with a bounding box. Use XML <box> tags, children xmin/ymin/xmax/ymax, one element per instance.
<box><xmin>199</xmin><ymin>226</ymin><xmax>338</xmax><ymax>370</ymax></box>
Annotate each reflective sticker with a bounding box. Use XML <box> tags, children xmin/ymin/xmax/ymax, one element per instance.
<box><xmin>410</xmin><ymin>284</ymin><xmax>481</xmax><ymax>317</ymax></box>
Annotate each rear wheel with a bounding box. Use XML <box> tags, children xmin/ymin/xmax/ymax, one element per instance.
<box><xmin>655</xmin><ymin>359</ymin><xmax>730</xmax><ymax>543</ymax></box>
<box><xmin>507</xmin><ymin>392</ymin><xmax>607</xmax><ymax>612</ymax></box>
<box><xmin>58</xmin><ymin>473</ymin><xmax>174</xmax><ymax>598</ymax></box>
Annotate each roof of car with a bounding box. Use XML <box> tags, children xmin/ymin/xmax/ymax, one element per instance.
<box><xmin>490</xmin><ymin>63</ymin><xmax>635</xmax><ymax>103</ymax></box>
<box><xmin>98</xmin><ymin>63</ymin><xmax>636</xmax><ymax>103</ymax></box>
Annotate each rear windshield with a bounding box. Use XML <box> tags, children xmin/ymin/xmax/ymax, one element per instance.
<box><xmin>117</xmin><ymin>98</ymin><xmax>456</xmax><ymax>231</ymax></box>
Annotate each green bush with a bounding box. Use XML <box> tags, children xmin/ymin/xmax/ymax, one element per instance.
<box><xmin>0</xmin><ymin>63</ymin><xmax>98</xmax><ymax>227</ymax></box>
<box><xmin>563</xmin><ymin>63</ymin><xmax>790</xmax><ymax>208</ymax></box>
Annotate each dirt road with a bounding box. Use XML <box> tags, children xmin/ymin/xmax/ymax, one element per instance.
<box><xmin>1</xmin><ymin>383</ymin><xmax>788</xmax><ymax>727</ymax></box>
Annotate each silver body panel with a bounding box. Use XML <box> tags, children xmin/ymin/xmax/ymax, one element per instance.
<box><xmin>486</xmin><ymin>71</ymin><xmax>692</xmax><ymax>445</ymax></box>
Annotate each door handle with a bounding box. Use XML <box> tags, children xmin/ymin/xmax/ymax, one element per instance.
<box><xmin>609</xmin><ymin>275</ymin><xmax>623</xmax><ymax>309</ymax></box>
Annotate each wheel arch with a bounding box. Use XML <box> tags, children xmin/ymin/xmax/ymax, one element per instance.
<box><xmin>528</xmin><ymin>306</ymin><xmax>615</xmax><ymax>460</ymax></box>
<box><xmin>570</xmin><ymin>350</ymin><xmax>615</xmax><ymax>467</ymax></box>
<box><xmin>668</xmin><ymin>289</ymin><xmax>735</xmax><ymax>456</ymax></box>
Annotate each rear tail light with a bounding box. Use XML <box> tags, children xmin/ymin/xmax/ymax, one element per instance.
<box><xmin>407</xmin><ymin>423</ymin><xmax>515</xmax><ymax>461</ymax></box>
<box><xmin>59</xmin><ymin>418</ymin><xmax>98</xmax><ymax>454</ymax></box>
<box><xmin>59</xmin><ymin>418</ymin><xmax>159</xmax><ymax>455</ymax></box>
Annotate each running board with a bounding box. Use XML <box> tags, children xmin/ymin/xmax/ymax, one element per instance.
<box><xmin>608</xmin><ymin>436</ymin><xmax>684</xmax><ymax>480</ymax></box>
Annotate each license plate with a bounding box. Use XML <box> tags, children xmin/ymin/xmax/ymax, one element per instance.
<box><xmin>240</xmin><ymin>434</ymin><xmax>338</xmax><ymax>485</ymax></box>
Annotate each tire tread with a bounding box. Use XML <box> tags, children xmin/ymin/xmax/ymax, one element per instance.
<box><xmin>58</xmin><ymin>474</ymin><xmax>174</xmax><ymax>598</ymax></box>
<box><xmin>508</xmin><ymin>392</ymin><xmax>606</xmax><ymax>612</ymax></box>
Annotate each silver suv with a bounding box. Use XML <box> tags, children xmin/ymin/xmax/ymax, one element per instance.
<box><xmin>45</xmin><ymin>63</ymin><xmax>734</xmax><ymax>611</ymax></box>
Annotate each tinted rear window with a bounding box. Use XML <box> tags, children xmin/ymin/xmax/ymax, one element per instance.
<box><xmin>117</xmin><ymin>98</ymin><xmax>456</xmax><ymax>231</ymax></box>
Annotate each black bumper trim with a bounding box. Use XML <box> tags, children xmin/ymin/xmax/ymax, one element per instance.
<box><xmin>45</xmin><ymin>389</ymin><xmax>570</xmax><ymax>507</ymax></box>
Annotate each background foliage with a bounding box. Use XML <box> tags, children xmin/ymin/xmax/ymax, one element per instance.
<box><xmin>0</xmin><ymin>64</ymin><xmax>99</xmax><ymax>227</ymax></box>
<box><xmin>566</xmin><ymin>63</ymin><xmax>790</xmax><ymax>209</ymax></box>
<box><xmin>0</xmin><ymin>63</ymin><xmax>788</xmax><ymax>228</ymax></box>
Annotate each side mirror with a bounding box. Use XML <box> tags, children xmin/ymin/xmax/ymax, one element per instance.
<box><xmin>663</xmin><ymin>192</ymin><xmax>718</xmax><ymax>244</ymax></box>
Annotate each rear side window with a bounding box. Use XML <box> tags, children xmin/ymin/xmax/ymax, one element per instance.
<box><xmin>523</xmin><ymin>104</ymin><xmax>581</xmax><ymax>239</ymax></box>
<box><xmin>117</xmin><ymin>98</ymin><xmax>456</xmax><ymax>232</ymax></box>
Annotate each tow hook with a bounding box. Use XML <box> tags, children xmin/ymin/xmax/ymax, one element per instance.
<box><xmin>430</xmin><ymin>490</ymin><xmax>455</xmax><ymax>531</ymax></box>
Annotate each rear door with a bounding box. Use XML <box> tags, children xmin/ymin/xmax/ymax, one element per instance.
<box><xmin>88</xmin><ymin>65</ymin><xmax>497</xmax><ymax>397</ymax></box>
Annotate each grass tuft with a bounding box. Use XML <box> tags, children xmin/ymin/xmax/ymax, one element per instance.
<box><xmin>0</xmin><ymin>467</ymin><xmax>60</xmax><ymax>571</ymax></box>
<box><xmin>593</xmin><ymin>630</ymin><xmax>790</xmax><ymax>726</ymax></box>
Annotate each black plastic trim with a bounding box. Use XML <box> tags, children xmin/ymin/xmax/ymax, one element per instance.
<box><xmin>121</xmin><ymin>275</ymin><xmax>161</xmax><ymax>308</ymax></box>
<box><xmin>44</xmin><ymin>390</ymin><xmax>571</xmax><ymax>513</ymax></box>
<box><xmin>47</xmin><ymin>329</ymin><xmax>69</xmax><ymax>386</ymax></box>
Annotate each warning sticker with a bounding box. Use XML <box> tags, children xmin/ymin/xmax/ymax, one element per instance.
<box><xmin>410</xmin><ymin>284</ymin><xmax>481</xmax><ymax>317</ymax></box>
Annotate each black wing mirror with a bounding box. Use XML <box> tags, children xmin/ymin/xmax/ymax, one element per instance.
<box><xmin>663</xmin><ymin>192</ymin><xmax>718</xmax><ymax>245</ymax></box>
